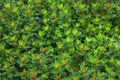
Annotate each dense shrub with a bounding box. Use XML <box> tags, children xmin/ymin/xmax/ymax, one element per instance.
<box><xmin>0</xmin><ymin>0</ymin><xmax>120</xmax><ymax>80</ymax></box>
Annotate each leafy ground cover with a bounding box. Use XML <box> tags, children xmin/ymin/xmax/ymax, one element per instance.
<box><xmin>0</xmin><ymin>0</ymin><xmax>120</xmax><ymax>80</ymax></box>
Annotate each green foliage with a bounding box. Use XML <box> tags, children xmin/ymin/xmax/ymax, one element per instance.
<box><xmin>0</xmin><ymin>0</ymin><xmax>120</xmax><ymax>80</ymax></box>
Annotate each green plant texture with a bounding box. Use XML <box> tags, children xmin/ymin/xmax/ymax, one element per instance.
<box><xmin>0</xmin><ymin>0</ymin><xmax>120</xmax><ymax>80</ymax></box>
